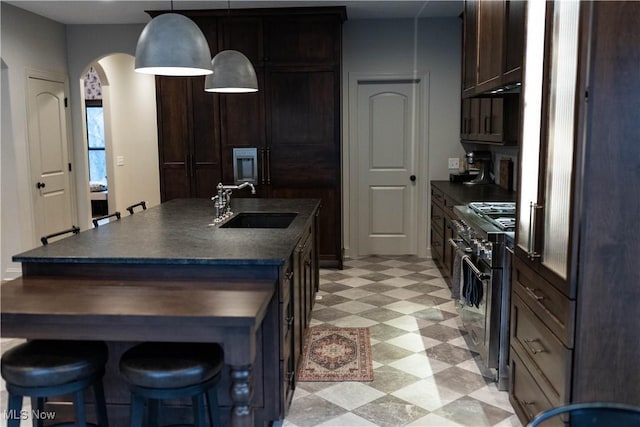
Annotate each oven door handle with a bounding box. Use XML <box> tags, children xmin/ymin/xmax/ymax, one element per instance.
<box><xmin>463</xmin><ymin>256</ymin><xmax>490</xmax><ymax>281</ymax></box>
<box><xmin>448</xmin><ymin>238</ymin><xmax>463</xmax><ymax>249</ymax></box>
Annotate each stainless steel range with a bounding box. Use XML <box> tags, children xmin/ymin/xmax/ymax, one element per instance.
<box><xmin>450</xmin><ymin>201</ymin><xmax>515</xmax><ymax>391</ymax></box>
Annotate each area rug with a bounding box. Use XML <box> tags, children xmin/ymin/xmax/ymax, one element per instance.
<box><xmin>297</xmin><ymin>326</ymin><xmax>374</xmax><ymax>382</ymax></box>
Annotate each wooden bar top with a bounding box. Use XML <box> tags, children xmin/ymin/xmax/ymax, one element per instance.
<box><xmin>1</xmin><ymin>277</ymin><xmax>275</xmax><ymax>343</ymax></box>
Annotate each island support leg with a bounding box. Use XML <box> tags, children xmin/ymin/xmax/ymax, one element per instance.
<box><xmin>230</xmin><ymin>364</ymin><xmax>253</xmax><ymax>427</ymax></box>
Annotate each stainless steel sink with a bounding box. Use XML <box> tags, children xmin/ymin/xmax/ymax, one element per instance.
<box><xmin>220</xmin><ymin>212</ymin><xmax>297</xmax><ymax>229</ymax></box>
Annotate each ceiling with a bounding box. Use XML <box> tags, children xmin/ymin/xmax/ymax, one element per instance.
<box><xmin>4</xmin><ymin>1</ymin><xmax>463</xmax><ymax>25</ymax></box>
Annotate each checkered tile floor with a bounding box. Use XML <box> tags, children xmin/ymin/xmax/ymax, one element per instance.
<box><xmin>284</xmin><ymin>255</ymin><xmax>521</xmax><ymax>427</ymax></box>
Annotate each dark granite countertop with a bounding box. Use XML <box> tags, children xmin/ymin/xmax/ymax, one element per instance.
<box><xmin>431</xmin><ymin>180</ymin><xmax>516</xmax><ymax>205</ymax></box>
<box><xmin>13</xmin><ymin>198</ymin><xmax>320</xmax><ymax>266</ymax></box>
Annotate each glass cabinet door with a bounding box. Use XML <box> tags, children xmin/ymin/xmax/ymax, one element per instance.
<box><xmin>517</xmin><ymin>0</ymin><xmax>546</xmax><ymax>255</ymax></box>
<box><xmin>517</xmin><ymin>0</ymin><xmax>581</xmax><ymax>281</ymax></box>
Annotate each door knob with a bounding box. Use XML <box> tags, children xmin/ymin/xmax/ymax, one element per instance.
<box><xmin>410</xmin><ymin>175</ymin><xmax>416</xmax><ymax>182</ymax></box>
<box><xmin>36</xmin><ymin>182</ymin><xmax>46</xmax><ymax>189</ymax></box>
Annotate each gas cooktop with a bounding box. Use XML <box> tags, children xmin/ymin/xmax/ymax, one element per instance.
<box><xmin>468</xmin><ymin>202</ymin><xmax>516</xmax><ymax>232</ymax></box>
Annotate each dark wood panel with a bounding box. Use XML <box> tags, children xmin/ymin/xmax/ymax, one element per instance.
<box><xmin>571</xmin><ymin>1</ymin><xmax>640</xmax><ymax>405</ymax></box>
<box><xmin>271</xmin><ymin>188</ymin><xmax>340</xmax><ymax>266</ymax></box>
<box><xmin>156</xmin><ymin>77</ymin><xmax>190</xmax><ymax>164</ymax></box>
<box><xmin>268</xmin><ymin>70</ymin><xmax>338</xmax><ymax>187</ymax></box>
<box><xmin>218</xmin><ymin>16</ymin><xmax>264</xmax><ymax>64</ymax></box>
<box><xmin>265</xmin><ymin>15</ymin><xmax>341</xmax><ymax>65</ymax></box>
<box><xmin>503</xmin><ymin>0</ymin><xmax>525</xmax><ymax>82</ymax></box>
<box><xmin>476</xmin><ymin>0</ymin><xmax>505</xmax><ymax>91</ymax></box>
<box><xmin>462</xmin><ymin>0</ymin><xmax>478</xmax><ymax>95</ymax></box>
<box><xmin>161</xmin><ymin>167</ymin><xmax>190</xmax><ymax>202</ymax></box>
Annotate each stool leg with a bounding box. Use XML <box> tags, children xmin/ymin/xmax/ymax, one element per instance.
<box><xmin>30</xmin><ymin>397</ymin><xmax>45</xmax><ymax>427</ymax></box>
<box><xmin>73</xmin><ymin>389</ymin><xmax>88</xmax><ymax>427</ymax></box>
<box><xmin>93</xmin><ymin>380</ymin><xmax>109</xmax><ymax>427</ymax></box>
<box><xmin>148</xmin><ymin>400</ymin><xmax>160</xmax><ymax>427</ymax></box>
<box><xmin>205</xmin><ymin>387</ymin><xmax>221</xmax><ymax>427</ymax></box>
<box><xmin>129</xmin><ymin>394</ymin><xmax>145</xmax><ymax>427</ymax></box>
<box><xmin>7</xmin><ymin>393</ymin><xmax>23</xmax><ymax>427</ymax></box>
<box><xmin>192</xmin><ymin>394</ymin><xmax>206</xmax><ymax>427</ymax></box>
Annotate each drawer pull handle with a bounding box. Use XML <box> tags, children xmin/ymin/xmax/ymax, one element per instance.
<box><xmin>525</xmin><ymin>286</ymin><xmax>545</xmax><ymax>301</ymax></box>
<box><xmin>524</xmin><ymin>338</ymin><xmax>546</xmax><ymax>355</ymax></box>
<box><xmin>519</xmin><ymin>400</ymin><xmax>536</xmax><ymax>419</ymax></box>
<box><xmin>432</xmin><ymin>215</ymin><xmax>442</xmax><ymax>221</ymax></box>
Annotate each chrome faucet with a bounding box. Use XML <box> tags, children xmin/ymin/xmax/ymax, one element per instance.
<box><xmin>211</xmin><ymin>182</ymin><xmax>256</xmax><ymax>223</ymax></box>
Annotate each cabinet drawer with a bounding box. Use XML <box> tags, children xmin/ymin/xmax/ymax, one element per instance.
<box><xmin>431</xmin><ymin>227</ymin><xmax>444</xmax><ymax>262</ymax></box>
<box><xmin>511</xmin><ymin>293</ymin><xmax>572</xmax><ymax>407</ymax></box>
<box><xmin>431</xmin><ymin>203</ymin><xmax>446</xmax><ymax>236</ymax></box>
<box><xmin>443</xmin><ymin>195</ymin><xmax>460</xmax><ymax>217</ymax></box>
<box><xmin>513</xmin><ymin>256</ymin><xmax>575</xmax><ymax>347</ymax></box>
<box><xmin>431</xmin><ymin>186</ymin><xmax>445</xmax><ymax>209</ymax></box>
<box><xmin>510</xmin><ymin>350</ymin><xmax>561</xmax><ymax>427</ymax></box>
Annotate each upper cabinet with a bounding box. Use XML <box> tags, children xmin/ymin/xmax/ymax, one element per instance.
<box><xmin>460</xmin><ymin>0</ymin><xmax>524</xmax><ymax>145</ymax></box>
<box><xmin>462</xmin><ymin>0</ymin><xmax>525</xmax><ymax>97</ymax></box>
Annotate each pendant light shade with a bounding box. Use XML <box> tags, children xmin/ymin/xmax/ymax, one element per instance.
<box><xmin>135</xmin><ymin>13</ymin><xmax>212</xmax><ymax>76</ymax></box>
<box><xmin>204</xmin><ymin>50</ymin><xmax>258</xmax><ymax>93</ymax></box>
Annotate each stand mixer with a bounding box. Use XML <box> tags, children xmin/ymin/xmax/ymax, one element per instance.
<box><xmin>463</xmin><ymin>151</ymin><xmax>493</xmax><ymax>185</ymax></box>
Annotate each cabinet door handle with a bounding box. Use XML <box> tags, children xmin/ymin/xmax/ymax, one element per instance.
<box><xmin>528</xmin><ymin>202</ymin><xmax>542</xmax><ymax>260</ymax></box>
<box><xmin>260</xmin><ymin>149</ymin><xmax>266</xmax><ymax>184</ymax></box>
<box><xmin>519</xmin><ymin>400</ymin><xmax>536</xmax><ymax>419</ymax></box>
<box><xmin>266</xmin><ymin>147</ymin><xmax>271</xmax><ymax>184</ymax></box>
<box><xmin>432</xmin><ymin>215</ymin><xmax>442</xmax><ymax>222</ymax></box>
<box><xmin>525</xmin><ymin>286</ymin><xmax>544</xmax><ymax>301</ymax></box>
<box><xmin>36</xmin><ymin>182</ymin><xmax>46</xmax><ymax>189</ymax></box>
<box><xmin>523</xmin><ymin>338</ymin><xmax>546</xmax><ymax>355</ymax></box>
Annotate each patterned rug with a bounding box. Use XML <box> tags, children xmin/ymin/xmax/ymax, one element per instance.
<box><xmin>297</xmin><ymin>326</ymin><xmax>373</xmax><ymax>382</ymax></box>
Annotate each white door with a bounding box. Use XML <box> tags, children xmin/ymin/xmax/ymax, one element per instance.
<box><xmin>27</xmin><ymin>76</ymin><xmax>75</xmax><ymax>243</ymax></box>
<box><xmin>355</xmin><ymin>78</ymin><xmax>423</xmax><ymax>255</ymax></box>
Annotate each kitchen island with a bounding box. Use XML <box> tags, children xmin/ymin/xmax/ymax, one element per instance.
<box><xmin>2</xmin><ymin>198</ymin><xmax>321</xmax><ymax>427</ymax></box>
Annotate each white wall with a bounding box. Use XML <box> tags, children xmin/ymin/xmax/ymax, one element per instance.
<box><xmin>1</xmin><ymin>3</ymin><xmax>69</xmax><ymax>279</ymax></box>
<box><xmin>66</xmin><ymin>24</ymin><xmax>157</xmax><ymax>227</ymax></box>
<box><xmin>97</xmin><ymin>54</ymin><xmax>160</xmax><ymax>214</ymax></box>
<box><xmin>342</xmin><ymin>18</ymin><xmax>464</xmax><ymax>257</ymax></box>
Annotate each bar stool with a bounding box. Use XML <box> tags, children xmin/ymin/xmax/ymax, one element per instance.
<box><xmin>126</xmin><ymin>201</ymin><xmax>147</xmax><ymax>215</ymax></box>
<box><xmin>119</xmin><ymin>342</ymin><xmax>223</xmax><ymax>427</ymax></box>
<box><xmin>93</xmin><ymin>211</ymin><xmax>121</xmax><ymax>227</ymax></box>
<box><xmin>1</xmin><ymin>340</ymin><xmax>109</xmax><ymax>427</ymax></box>
<box><xmin>40</xmin><ymin>226</ymin><xmax>80</xmax><ymax>245</ymax></box>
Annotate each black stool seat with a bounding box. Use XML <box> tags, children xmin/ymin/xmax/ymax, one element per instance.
<box><xmin>1</xmin><ymin>340</ymin><xmax>109</xmax><ymax>427</ymax></box>
<box><xmin>2</xmin><ymin>340</ymin><xmax>108</xmax><ymax>387</ymax></box>
<box><xmin>119</xmin><ymin>342</ymin><xmax>224</xmax><ymax>427</ymax></box>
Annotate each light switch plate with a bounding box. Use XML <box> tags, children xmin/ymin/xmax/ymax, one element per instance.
<box><xmin>448</xmin><ymin>157</ymin><xmax>460</xmax><ymax>169</ymax></box>
<box><xmin>116</xmin><ymin>156</ymin><xmax>125</xmax><ymax>166</ymax></box>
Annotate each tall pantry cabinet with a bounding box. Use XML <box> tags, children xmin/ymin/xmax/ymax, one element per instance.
<box><xmin>510</xmin><ymin>1</ymin><xmax>640</xmax><ymax>425</ymax></box>
<box><xmin>154</xmin><ymin>8</ymin><xmax>345</xmax><ymax>267</ymax></box>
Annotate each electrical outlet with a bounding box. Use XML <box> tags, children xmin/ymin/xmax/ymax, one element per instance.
<box><xmin>448</xmin><ymin>157</ymin><xmax>460</xmax><ymax>169</ymax></box>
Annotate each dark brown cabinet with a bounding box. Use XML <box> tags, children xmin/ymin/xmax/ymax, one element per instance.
<box><xmin>156</xmin><ymin>76</ymin><xmax>222</xmax><ymax>200</ymax></box>
<box><xmin>462</xmin><ymin>0</ymin><xmax>524</xmax><ymax>97</ymax></box>
<box><xmin>155</xmin><ymin>8</ymin><xmax>345</xmax><ymax>267</ymax></box>
<box><xmin>461</xmin><ymin>95</ymin><xmax>519</xmax><ymax>144</ymax></box>
<box><xmin>510</xmin><ymin>2</ymin><xmax>640</xmax><ymax>424</ymax></box>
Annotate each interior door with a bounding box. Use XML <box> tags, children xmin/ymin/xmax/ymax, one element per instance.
<box><xmin>27</xmin><ymin>76</ymin><xmax>75</xmax><ymax>243</ymax></box>
<box><xmin>356</xmin><ymin>79</ymin><xmax>422</xmax><ymax>255</ymax></box>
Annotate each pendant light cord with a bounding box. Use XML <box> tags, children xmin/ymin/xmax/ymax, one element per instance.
<box><xmin>170</xmin><ymin>0</ymin><xmax>174</xmax><ymax>11</ymax></box>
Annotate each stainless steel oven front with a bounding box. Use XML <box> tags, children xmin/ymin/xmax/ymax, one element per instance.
<box><xmin>450</xmin><ymin>208</ymin><xmax>512</xmax><ymax>390</ymax></box>
<box><xmin>450</xmin><ymin>235</ymin><xmax>502</xmax><ymax>372</ymax></box>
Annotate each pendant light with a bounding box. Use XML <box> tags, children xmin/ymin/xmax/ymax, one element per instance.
<box><xmin>204</xmin><ymin>50</ymin><xmax>258</xmax><ymax>93</ymax></box>
<box><xmin>204</xmin><ymin>0</ymin><xmax>258</xmax><ymax>93</ymax></box>
<box><xmin>134</xmin><ymin>2</ymin><xmax>212</xmax><ymax>76</ymax></box>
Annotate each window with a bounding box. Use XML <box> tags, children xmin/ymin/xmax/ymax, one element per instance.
<box><xmin>86</xmin><ymin>100</ymin><xmax>106</xmax><ymax>184</ymax></box>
